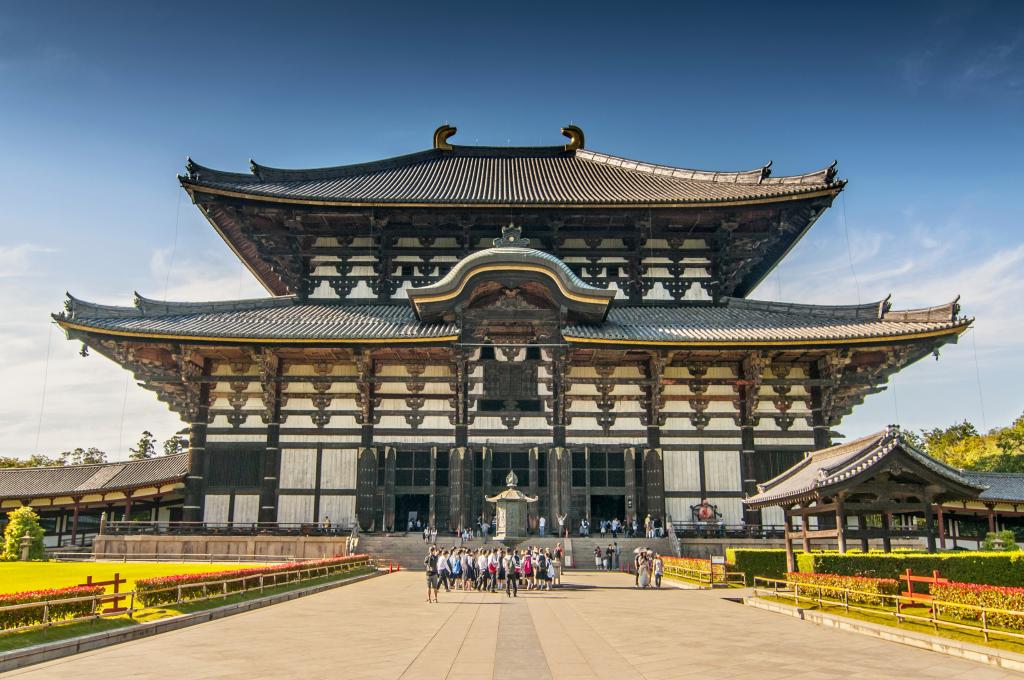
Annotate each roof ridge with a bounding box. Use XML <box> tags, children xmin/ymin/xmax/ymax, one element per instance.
<box><xmin>722</xmin><ymin>297</ymin><xmax>886</xmax><ymax>320</ymax></box>
<box><xmin>0</xmin><ymin>452</ymin><xmax>189</xmax><ymax>473</ymax></box>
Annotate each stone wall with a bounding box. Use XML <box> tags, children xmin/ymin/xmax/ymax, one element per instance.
<box><xmin>93</xmin><ymin>534</ymin><xmax>353</xmax><ymax>560</ymax></box>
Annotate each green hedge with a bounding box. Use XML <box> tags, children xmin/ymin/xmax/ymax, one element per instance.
<box><xmin>726</xmin><ymin>549</ymin><xmax>798</xmax><ymax>583</ymax></box>
<box><xmin>795</xmin><ymin>552</ymin><xmax>1024</xmax><ymax>587</ymax></box>
<box><xmin>0</xmin><ymin>585</ymin><xmax>104</xmax><ymax>630</ymax></box>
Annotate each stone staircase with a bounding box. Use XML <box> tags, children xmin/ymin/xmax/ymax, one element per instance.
<box><xmin>568</xmin><ymin>536</ymin><xmax>674</xmax><ymax>570</ymax></box>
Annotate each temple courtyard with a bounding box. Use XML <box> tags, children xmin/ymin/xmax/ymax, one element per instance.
<box><xmin>3</xmin><ymin>571</ymin><xmax>1016</xmax><ymax>679</ymax></box>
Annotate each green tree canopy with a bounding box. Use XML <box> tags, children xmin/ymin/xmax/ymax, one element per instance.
<box><xmin>2</xmin><ymin>507</ymin><xmax>45</xmax><ymax>560</ymax></box>
<box><xmin>916</xmin><ymin>412</ymin><xmax>1024</xmax><ymax>473</ymax></box>
<box><xmin>129</xmin><ymin>431</ymin><xmax>157</xmax><ymax>460</ymax></box>
<box><xmin>59</xmin><ymin>447</ymin><xmax>107</xmax><ymax>466</ymax></box>
<box><xmin>162</xmin><ymin>434</ymin><xmax>188</xmax><ymax>456</ymax></box>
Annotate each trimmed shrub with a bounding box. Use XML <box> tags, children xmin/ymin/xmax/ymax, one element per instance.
<box><xmin>134</xmin><ymin>554</ymin><xmax>369</xmax><ymax>607</ymax></box>
<box><xmin>0</xmin><ymin>585</ymin><xmax>105</xmax><ymax>630</ymax></box>
<box><xmin>787</xmin><ymin>572</ymin><xmax>900</xmax><ymax>606</ymax></box>
<box><xmin>932</xmin><ymin>582</ymin><xmax>1024</xmax><ymax>630</ymax></box>
<box><xmin>726</xmin><ymin>549</ymin><xmax>798</xmax><ymax>583</ymax></box>
<box><xmin>795</xmin><ymin>552</ymin><xmax>1024</xmax><ymax>587</ymax></box>
<box><xmin>2</xmin><ymin>507</ymin><xmax>45</xmax><ymax>561</ymax></box>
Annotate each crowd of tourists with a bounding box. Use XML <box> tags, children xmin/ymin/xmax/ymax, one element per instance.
<box><xmin>423</xmin><ymin>544</ymin><xmax>564</xmax><ymax>603</ymax></box>
<box><xmin>578</xmin><ymin>514</ymin><xmax>664</xmax><ymax>539</ymax></box>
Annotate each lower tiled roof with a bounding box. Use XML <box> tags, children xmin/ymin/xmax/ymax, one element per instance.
<box><xmin>961</xmin><ymin>472</ymin><xmax>1024</xmax><ymax>504</ymax></box>
<box><xmin>745</xmin><ymin>428</ymin><xmax>984</xmax><ymax>508</ymax></box>
<box><xmin>0</xmin><ymin>454</ymin><xmax>188</xmax><ymax>500</ymax></box>
<box><xmin>563</xmin><ymin>298</ymin><xmax>969</xmax><ymax>344</ymax></box>
<box><xmin>56</xmin><ymin>294</ymin><xmax>968</xmax><ymax>346</ymax></box>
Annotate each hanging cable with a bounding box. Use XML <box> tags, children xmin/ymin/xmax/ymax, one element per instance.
<box><xmin>33</xmin><ymin>323</ymin><xmax>54</xmax><ymax>454</ymax></box>
<box><xmin>163</xmin><ymin>190</ymin><xmax>184</xmax><ymax>301</ymax></box>
<box><xmin>841</xmin><ymin>192</ymin><xmax>862</xmax><ymax>304</ymax></box>
<box><xmin>117</xmin><ymin>372</ymin><xmax>130</xmax><ymax>459</ymax></box>
<box><xmin>971</xmin><ymin>328</ymin><xmax>988</xmax><ymax>431</ymax></box>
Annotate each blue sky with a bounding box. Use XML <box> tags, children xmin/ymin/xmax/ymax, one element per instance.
<box><xmin>2</xmin><ymin>1</ymin><xmax>1022</xmax><ymax>459</ymax></box>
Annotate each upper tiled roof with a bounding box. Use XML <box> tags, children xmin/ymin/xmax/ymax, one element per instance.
<box><xmin>745</xmin><ymin>428</ymin><xmax>984</xmax><ymax>508</ymax></box>
<box><xmin>55</xmin><ymin>293</ymin><xmax>967</xmax><ymax>346</ymax></box>
<box><xmin>180</xmin><ymin>145</ymin><xmax>843</xmax><ymax>207</ymax></box>
<box><xmin>563</xmin><ymin>297</ymin><xmax>970</xmax><ymax>345</ymax></box>
<box><xmin>0</xmin><ymin>454</ymin><xmax>188</xmax><ymax>500</ymax></box>
<box><xmin>57</xmin><ymin>294</ymin><xmax>458</xmax><ymax>343</ymax></box>
<box><xmin>961</xmin><ymin>472</ymin><xmax>1024</xmax><ymax>504</ymax></box>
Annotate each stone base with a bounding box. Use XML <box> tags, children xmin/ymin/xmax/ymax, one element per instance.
<box><xmin>92</xmin><ymin>534</ymin><xmax>353</xmax><ymax>560</ymax></box>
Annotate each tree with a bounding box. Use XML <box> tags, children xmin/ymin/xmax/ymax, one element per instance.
<box><xmin>162</xmin><ymin>434</ymin><xmax>188</xmax><ymax>456</ymax></box>
<box><xmin>997</xmin><ymin>412</ymin><xmax>1024</xmax><ymax>457</ymax></box>
<box><xmin>2</xmin><ymin>507</ymin><xmax>45</xmax><ymax>560</ymax></box>
<box><xmin>0</xmin><ymin>454</ymin><xmax>65</xmax><ymax>468</ymax></box>
<box><xmin>59</xmin><ymin>448</ymin><xmax>107</xmax><ymax>465</ymax></box>
<box><xmin>129</xmin><ymin>431</ymin><xmax>156</xmax><ymax>460</ymax></box>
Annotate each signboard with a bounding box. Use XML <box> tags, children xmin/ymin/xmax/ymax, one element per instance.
<box><xmin>710</xmin><ymin>555</ymin><xmax>726</xmax><ymax>566</ymax></box>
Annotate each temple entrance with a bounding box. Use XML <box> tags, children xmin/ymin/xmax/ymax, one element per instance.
<box><xmin>590</xmin><ymin>494</ymin><xmax>625</xmax><ymax>525</ymax></box>
<box><xmin>395</xmin><ymin>494</ymin><xmax>430</xmax><ymax>531</ymax></box>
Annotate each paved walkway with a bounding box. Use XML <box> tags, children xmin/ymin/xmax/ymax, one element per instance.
<box><xmin>4</xmin><ymin>571</ymin><xmax>1018</xmax><ymax>679</ymax></box>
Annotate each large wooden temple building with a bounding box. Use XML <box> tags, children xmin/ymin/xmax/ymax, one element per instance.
<box><xmin>52</xmin><ymin>125</ymin><xmax>972</xmax><ymax>535</ymax></box>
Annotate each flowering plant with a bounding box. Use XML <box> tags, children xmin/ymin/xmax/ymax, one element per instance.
<box><xmin>134</xmin><ymin>554</ymin><xmax>368</xmax><ymax>607</ymax></box>
<box><xmin>787</xmin><ymin>572</ymin><xmax>899</xmax><ymax>606</ymax></box>
<box><xmin>0</xmin><ymin>585</ymin><xmax>105</xmax><ymax>630</ymax></box>
<box><xmin>932</xmin><ymin>581</ymin><xmax>1024</xmax><ymax>630</ymax></box>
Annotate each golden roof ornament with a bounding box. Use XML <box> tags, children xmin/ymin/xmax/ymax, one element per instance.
<box><xmin>506</xmin><ymin>469</ymin><xmax>518</xmax><ymax>487</ymax></box>
<box><xmin>561</xmin><ymin>125</ymin><xmax>584</xmax><ymax>151</ymax></box>
<box><xmin>433</xmin><ymin>124</ymin><xmax>457</xmax><ymax>151</ymax></box>
<box><xmin>493</xmin><ymin>223</ymin><xmax>530</xmax><ymax>248</ymax></box>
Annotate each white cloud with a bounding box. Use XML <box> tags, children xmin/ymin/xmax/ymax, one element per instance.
<box><xmin>0</xmin><ymin>244</ymin><xmax>56</xmax><ymax>278</ymax></box>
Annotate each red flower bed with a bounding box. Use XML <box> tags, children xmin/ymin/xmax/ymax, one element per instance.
<box><xmin>932</xmin><ymin>581</ymin><xmax>1024</xmax><ymax>630</ymax></box>
<box><xmin>135</xmin><ymin>554</ymin><xmax>369</xmax><ymax>607</ymax></box>
<box><xmin>0</xmin><ymin>585</ymin><xmax>105</xmax><ymax>630</ymax></box>
<box><xmin>787</xmin><ymin>572</ymin><xmax>900</xmax><ymax>606</ymax></box>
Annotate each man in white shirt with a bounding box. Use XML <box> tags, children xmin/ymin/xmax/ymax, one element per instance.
<box><xmin>436</xmin><ymin>549</ymin><xmax>451</xmax><ymax>592</ymax></box>
<box><xmin>477</xmin><ymin>550</ymin><xmax>489</xmax><ymax>591</ymax></box>
<box><xmin>538</xmin><ymin>515</ymin><xmax>547</xmax><ymax>537</ymax></box>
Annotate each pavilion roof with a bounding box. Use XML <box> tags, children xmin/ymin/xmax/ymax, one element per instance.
<box><xmin>960</xmin><ymin>471</ymin><xmax>1024</xmax><ymax>504</ymax></box>
<box><xmin>0</xmin><ymin>454</ymin><xmax>188</xmax><ymax>501</ymax></box>
<box><xmin>54</xmin><ymin>294</ymin><xmax>968</xmax><ymax>347</ymax></box>
<box><xmin>180</xmin><ymin>145</ymin><xmax>843</xmax><ymax>208</ymax></box>
<box><xmin>744</xmin><ymin>427</ymin><xmax>985</xmax><ymax>508</ymax></box>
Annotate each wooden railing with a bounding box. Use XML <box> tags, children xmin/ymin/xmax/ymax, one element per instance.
<box><xmin>671</xmin><ymin>523</ymin><xmax>787</xmax><ymax>539</ymax></box>
<box><xmin>753</xmin><ymin>576</ymin><xmax>1024</xmax><ymax>645</ymax></box>
<box><xmin>0</xmin><ymin>557</ymin><xmax>375</xmax><ymax>636</ymax></box>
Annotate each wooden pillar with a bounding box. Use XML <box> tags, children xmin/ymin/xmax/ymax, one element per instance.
<box><xmin>123</xmin><ymin>492</ymin><xmax>133</xmax><ymax>522</ymax></box>
<box><xmin>152</xmin><ymin>495</ymin><xmax>161</xmax><ymax>523</ymax></box>
<box><xmin>801</xmin><ymin>508</ymin><xmax>811</xmax><ymax>554</ymax></box>
<box><xmin>950</xmin><ymin>511</ymin><xmax>958</xmax><ymax>549</ymax></box>
<box><xmin>835</xmin><ymin>498</ymin><xmax>847</xmax><ymax>554</ymax></box>
<box><xmin>183</xmin><ymin>358</ymin><xmax>212</xmax><ymax>522</ymax></box>
<box><xmin>937</xmin><ymin>505</ymin><xmax>946</xmax><ymax>549</ymax></box>
<box><xmin>70</xmin><ymin>500</ymin><xmax>81</xmax><ymax>545</ymax></box>
<box><xmin>881</xmin><ymin>512</ymin><xmax>892</xmax><ymax>552</ymax></box>
<box><xmin>55</xmin><ymin>507</ymin><xmax>65</xmax><ymax>547</ymax></box>
<box><xmin>858</xmin><ymin>514</ymin><xmax>869</xmax><ymax>552</ymax></box>
<box><xmin>987</xmin><ymin>504</ymin><xmax>997</xmax><ymax>533</ymax></box>
<box><xmin>924</xmin><ymin>499</ymin><xmax>937</xmax><ymax>553</ymax></box>
<box><xmin>784</xmin><ymin>507</ymin><xmax>796</xmax><ymax>573</ymax></box>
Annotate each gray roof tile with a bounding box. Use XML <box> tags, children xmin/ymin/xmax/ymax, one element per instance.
<box><xmin>181</xmin><ymin>146</ymin><xmax>842</xmax><ymax>206</ymax></box>
<box><xmin>0</xmin><ymin>454</ymin><xmax>187</xmax><ymax>500</ymax></box>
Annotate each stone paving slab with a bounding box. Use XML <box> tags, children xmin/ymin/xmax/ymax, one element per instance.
<box><xmin>2</xmin><ymin>571</ymin><xmax>1019</xmax><ymax>679</ymax></box>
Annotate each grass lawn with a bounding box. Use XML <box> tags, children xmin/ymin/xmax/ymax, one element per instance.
<box><xmin>0</xmin><ymin>561</ymin><xmax>272</xmax><ymax>595</ymax></box>
<box><xmin>759</xmin><ymin>594</ymin><xmax>1024</xmax><ymax>656</ymax></box>
<box><xmin>0</xmin><ymin>565</ymin><xmax>375</xmax><ymax>653</ymax></box>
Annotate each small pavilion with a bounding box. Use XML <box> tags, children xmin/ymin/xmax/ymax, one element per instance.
<box><xmin>744</xmin><ymin>426</ymin><xmax>985</xmax><ymax>572</ymax></box>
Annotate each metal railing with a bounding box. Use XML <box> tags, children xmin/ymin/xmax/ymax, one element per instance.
<box><xmin>662</xmin><ymin>559</ymin><xmax>746</xmax><ymax>587</ymax></box>
<box><xmin>0</xmin><ymin>556</ymin><xmax>375</xmax><ymax>637</ymax></box>
<box><xmin>672</xmin><ymin>523</ymin><xmax>787</xmax><ymax>539</ymax></box>
<box><xmin>753</xmin><ymin>576</ymin><xmax>1024</xmax><ymax>645</ymax></box>
<box><xmin>103</xmin><ymin>520</ymin><xmax>355</xmax><ymax>537</ymax></box>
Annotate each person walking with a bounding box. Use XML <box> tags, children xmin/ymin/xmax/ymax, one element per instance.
<box><xmin>436</xmin><ymin>549</ymin><xmax>451</xmax><ymax>592</ymax></box>
<box><xmin>488</xmin><ymin>549</ymin><xmax>499</xmax><ymax>592</ymax></box>
<box><xmin>594</xmin><ymin>545</ymin><xmax>602</xmax><ymax>569</ymax></box>
<box><xmin>653</xmin><ymin>553</ymin><xmax>664</xmax><ymax>588</ymax></box>
<box><xmin>552</xmin><ymin>549</ymin><xmax>562</xmax><ymax>586</ymax></box>
<box><xmin>424</xmin><ymin>547</ymin><xmax>440</xmax><ymax>603</ymax></box>
<box><xmin>603</xmin><ymin>545</ymin><xmax>612</xmax><ymax>571</ymax></box>
<box><xmin>539</xmin><ymin>515</ymin><xmax>547</xmax><ymax>537</ymax></box>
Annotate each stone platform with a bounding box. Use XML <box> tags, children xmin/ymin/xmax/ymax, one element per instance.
<box><xmin>8</xmin><ymin>571</ymin><xmax>1016</xmax><ymax>679</ymax></box>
